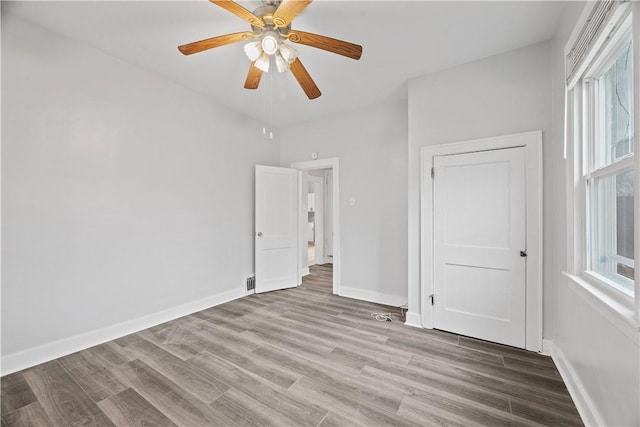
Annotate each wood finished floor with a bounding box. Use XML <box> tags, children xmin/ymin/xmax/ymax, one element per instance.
<box><xmin>1</xmin><ymin>264</ymin><xmax>582</xmax><ymax>426</ymax></box>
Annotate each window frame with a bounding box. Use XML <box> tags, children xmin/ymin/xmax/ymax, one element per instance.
<box><xmin>582</xmin><ymin>22</ymin><xmax>635</xmax><ymax>295</ymax></box>
<box><xmin>566</xmin><ymin>3</ymin><xmax>639</xmax><ymax>321</ymax></box>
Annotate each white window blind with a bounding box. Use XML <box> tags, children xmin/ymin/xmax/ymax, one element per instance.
<box><xmin>566</xmin><ymin>0</ymin><xmax>630</xmax><ymax>88</ymax></box>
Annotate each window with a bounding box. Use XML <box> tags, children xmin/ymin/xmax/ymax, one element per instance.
<box><xmin>585</xmin><ymin>36</ymin><xmax>634</xmax><ymax>295</ymax></box>
<box><xmin>569</xmin><ymin>5</ymin><xmax>636</xmax><ymax>299</ymax></box>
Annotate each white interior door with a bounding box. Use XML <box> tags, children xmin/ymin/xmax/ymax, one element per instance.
<box><xmin>433</xmin><ymin>147</ymin><xmax>526</xmax><ymax>348</ymax></box>
<box><xmin>255</xmin><ymin>165</ymin><xmax>298</xmax><ymax>293</ymax></box>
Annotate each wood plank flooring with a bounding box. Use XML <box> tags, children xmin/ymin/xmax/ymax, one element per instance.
<box><xmin>1</xmin><ymin>264</ymin><xmax>582</xmax><ymax>426</ymax></box>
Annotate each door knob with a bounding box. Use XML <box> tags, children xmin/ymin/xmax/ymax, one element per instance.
<box><xmin>257</xmin><ymin>232</ymin><xmax>263</xmax><ymax>237</ymax></box>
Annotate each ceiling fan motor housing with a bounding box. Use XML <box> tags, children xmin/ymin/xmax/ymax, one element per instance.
<box><xmin>251</xmin><ymin>5</ymin><xmax>291</xmax><ymax>36</ymax></box>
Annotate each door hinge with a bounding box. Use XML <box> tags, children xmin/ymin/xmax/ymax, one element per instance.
<box><xmin>520</xmin><ymin>250</ymin><xmax>528</xmax><ymax>257</ymax></box>
<box><xmin>428</xmin><ymin>294</ymin><xmax>435</xmax><ymax>306</ymax></box>
<box><xmin>431</xmin><ymin>167</ymin><xmax>435</xmax><ymax>179</ymax></box>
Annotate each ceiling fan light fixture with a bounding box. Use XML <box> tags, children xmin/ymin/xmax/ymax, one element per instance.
<box><xmin>261</xmin><ymin>31</ymin><xmax>280</xmax><ymax>55</ymax></box>
<box><xmin>244</xmin><ymin>40</ymin><xmax>263</xmax><ymax>61</ymax></box>
<box><xmin>275</xmin><ymin>53</ymin><xmax>289</xmax><ymax>73</ymax></box>
<box><xmin>279</xmin><ymin>43</ymin><xmax>297</xmax><ymax>64</ymax></box>
<box><xmin>255</xmin><ymin>52</ymin><xmax>271</xmax><ymax>72</ymax></box>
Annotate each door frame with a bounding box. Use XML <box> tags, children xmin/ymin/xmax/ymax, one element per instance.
<box><xmin>291</xmin><ymin>158</ymin><xmax>340</xmax><ymax>295</ymax></box>
<box><xmin>420</xmin><ymin>131</ymin><xmax>543</xmax><ymax>351</ymax></box>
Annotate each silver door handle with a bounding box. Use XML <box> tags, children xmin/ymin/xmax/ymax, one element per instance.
<box><xmin>257</xmin><ymin>232</ymin><xmax>263</xmax><ymax>237</ymax></box>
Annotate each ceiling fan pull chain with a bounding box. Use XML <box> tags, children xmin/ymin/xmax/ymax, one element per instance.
<box><xmin>269</xmin><ymin>71</ymin><xmax>274</xmax><ymax>140</ymax></box>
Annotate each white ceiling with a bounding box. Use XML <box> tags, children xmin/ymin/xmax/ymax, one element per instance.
<box><xmin>3</xmin><ymin>1</ymin><xmax>568</xmax><ymax>127</ymax></box>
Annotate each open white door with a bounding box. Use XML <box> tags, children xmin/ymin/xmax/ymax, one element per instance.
<box><xmin>433</xmin><ymin>147</ymin><xmax>526</xmax><ymax>348</ymax></box>
<box><xmin>255</xmin><ymin>165</ymin><xmax>298</xmax><ymax>293</ymax></box>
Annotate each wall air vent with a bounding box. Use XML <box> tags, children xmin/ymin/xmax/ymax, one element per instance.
<box><xmin>246</xmin><ymin>275</ymin><xmax>255</xmax><ymax>291</ymax></box>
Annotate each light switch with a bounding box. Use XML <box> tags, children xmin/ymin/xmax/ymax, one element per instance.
<box><xmin>349</xmin><ymin>197</ymin><xmax>356</xmax><ymax>206</ymax></box>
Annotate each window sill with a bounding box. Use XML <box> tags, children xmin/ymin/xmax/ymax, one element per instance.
<box><xmin>563</xmin><ymin>272</ymin><xmax>639</xmax><ymax>339</ymax></box>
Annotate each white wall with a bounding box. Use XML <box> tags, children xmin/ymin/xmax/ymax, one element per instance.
<box><xmin>407</xmin><ymin>42</ymin><xmax>553</xmax><ymax>325</ymax></box>
<box><xmin>280</xmin><ymin>103</ymin><xmax>408</xmax><ymax>306</ymax></box>
<box><xmin>547</xmin><ymin>4</ymin><xmax>640</xmax><ymax>426</ymax></box>
<box><xmin>1</xmin><ymin>17</ymin><xmax>280</xmax><ymax>373</ymax></box>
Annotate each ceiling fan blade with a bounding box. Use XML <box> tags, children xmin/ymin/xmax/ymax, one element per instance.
<box><xmin>209</xmin><ymin>0</ymin><xmax>264</xmax><ymax>28</ymax></box>
<box><xmin>244</xmin><ymin>62</ymin><xmax>263</xmax><ymax>89</ymax></box>
<box><xmin>178</xmin><ymin>31</ymin><xmax>256</xmax><ymax>55</ymax></box>
<box><xmin>272</xmin><ymin>0</ymin><xmax>313</xmax><ymax>28</ymax></box>
<box><xmin>287</xmin><ymin>30</ymin><xmax>362</xmax><ymax>60</ymax></box>
<box><xmin>289</xmin><ymin>58</ymin><xmax>321</xmax><ymax>99</ymax></box>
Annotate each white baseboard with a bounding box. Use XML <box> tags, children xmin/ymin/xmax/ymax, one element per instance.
<box><xmin>1</xmin><ymin>288</ymin><xmax>242</xmax><ymax>376</ymax></box>
<box><xmin>544</xmin><ymin>340</ymin><xmax>602</xmax><ymax>426</ymax></box>
<box><xmin>404</xmin><ymin>311</ymin><xmax>422</xmax><ymax>328</ymax></box>
<box><xmin>339</xmin><ymin>286</ymin><xmax>407</xmax><ymax>307</ymax></box>
<box><xmin>301</xmin><ymin>267</ymin><xmax>310</xmax><ymax>277</ymax></box>
<box><xmin>541</xmin><ymin>338</ymin><xmax>553</xmax><ymax>356</ymax></box>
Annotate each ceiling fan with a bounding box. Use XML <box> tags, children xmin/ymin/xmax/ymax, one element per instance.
<box><xmin>178</xmin><ymin>0</ymin><xmax>363</xmax><ymax>100</ymax></box>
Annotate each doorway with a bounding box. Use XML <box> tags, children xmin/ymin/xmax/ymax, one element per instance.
<box><xmin>306</xmin><ymin>173</ymin><xmax>325</xmax><ymax>267</ymax></box>
<box><xmin>420</xmin><ymin>131</ymin><xmax>542</xmax><ymax>351</ymax></box>
<box><xmin>301</xmin><ymin>264</ymin><xmax>333</xmax><ymax>294</ymax></box>
<box><xmin>291</xmin><ymin>158</ymin><xmax>340</xmax><ymax>295</ymax></box>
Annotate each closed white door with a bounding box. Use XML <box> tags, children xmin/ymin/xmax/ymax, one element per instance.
<box><xmin>433</xmin><ymin>147</ymin><xmax>526</xmax><ymax>348</ymax></box>
<box><xmin>255</xmin><ymin>165</ymin><xmax>298</xmax><ymax>293</ymax></box>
